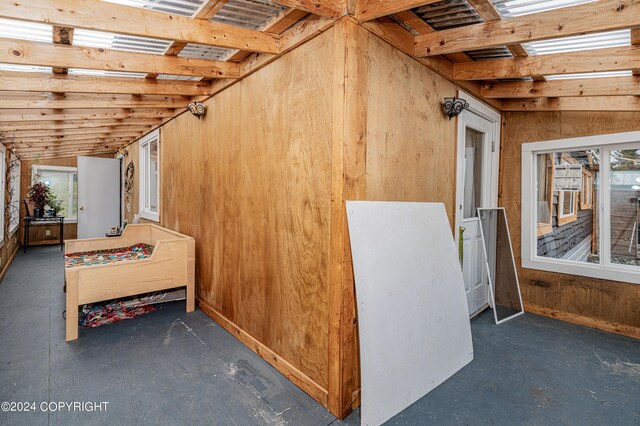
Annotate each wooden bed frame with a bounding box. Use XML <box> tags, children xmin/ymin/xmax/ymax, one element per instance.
<box><xmin>64</xmin><ymin>224</ymin><xmax>195</xmax><ymax>341</ymax></box>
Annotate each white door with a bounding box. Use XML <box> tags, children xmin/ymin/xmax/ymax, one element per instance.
<box><xmin>456</xmin><ymin>110</ymin><xmax>498</xmax><ymax>316</ymax></box>
<box><xmin>77</xmin><ymin>156</ymin><xmax>121</xmax><ymax>239</ymax></box>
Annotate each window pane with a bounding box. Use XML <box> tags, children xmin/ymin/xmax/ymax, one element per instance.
<box><xmin>463</xmin><ymin>127</ymin><xmax>483</xmax><ymax>218</ymax></box>
<box><xmin>536</xmin><ymin>154</ymin><xmax>551</xmax><ymax>224</ymax></box>
<box><xmin>609</xmin><ymin>147</ymin><xmax>640</xmax><ymax>267</ymax></box>
<box><xmin>37</xmin><ymin>169</ymin><xmax>77</xmax><ymax>219</ymax></box>
<box><xmin>536</xmin><ymin>150</ymin><xmax>600</xmax><ymax>263</ymax></box>
<box><xmin>149</xmin><ymin>140</ymin><xmax>158</xmax><ymax>213</ymax></box>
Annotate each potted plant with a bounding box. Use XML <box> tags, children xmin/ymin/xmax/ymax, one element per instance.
<box><xmin>48</xmin><ymin>196</ymin><xmax>63</xmax><ymax>217</ymax></box>
<box><xmin>27</xmin><ymin>182</ymin><xmax>52</xmax><ymax>218</ymax></box>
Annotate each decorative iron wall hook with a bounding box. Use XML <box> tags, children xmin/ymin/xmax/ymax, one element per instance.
<box><xmin>187</xmin><ymin>102</ymin><xmax>206</xmax><ymax>119</ymax></box>
<box><xmin>443</xmin><ymin>97</ymin><xmax>469</xmax><ymax>120</ymax></box>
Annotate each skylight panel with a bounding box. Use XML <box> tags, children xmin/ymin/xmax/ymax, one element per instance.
<box><xmin>0</xmin><ymin>18</ymin><xmax>53</xmax><ymax>43</ymax></box>
<box><xmin>101</xmin><ymin>0</ymin><xmax>206</xmax><ymax>17</ymax></box>
<box><xmin>178</xmin><ymin>44</ymin><xmax>234</xmax><ymax>61</ymax></box>
<box><xmin>0</xmin><ymin>63</ymin><xmax>52</xmax><ymax>73</ymax></box>
<box><xmin>493</xmin><ymin>0</ymin><xmax>597</xmax><ymax>18</ymax></box>
<box><xmin>156</xmin><ymin>74</ymin><xmax>203</xmax><ymax>81</ymax></box>
<box><xmin>68</xmin><ymin>69</ymin><xmax>147</xmax><ymax>78</ymax></box>
<box><xmin>74</xmin><ymin>29</ymin><xmax>172</xmax><ymax>55</ymax></box>
<box><xmin>525</xmin><ymin>30</ymin><xmax>631</xmax><ymax>56</ymax></box>
<box><xmin>211</xmin><ymin>0</ymin><xmax>286</xmax><ymax>30</ymax></box>
<box><xmin>546</xmin><ymin>71</ymin><xmax>633</xmax><ymax>80</ymax></box>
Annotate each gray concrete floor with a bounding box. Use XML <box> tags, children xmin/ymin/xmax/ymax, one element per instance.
<box><xmin>1</xmin><ymin>246</ymin><xmax>639</xmax><ymax>425</ymax></box>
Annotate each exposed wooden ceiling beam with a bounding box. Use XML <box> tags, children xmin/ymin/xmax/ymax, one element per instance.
<box><xmin>0</xmin><ymin>119</ymin><xmax>163</xmax><ymax>131</ymax></box>
<box><xmin>357</xmin><ymin>0</ymin><xmax>441</xmax><ymax>21</ymax></box>
<box><xmin>52</xmin><ymin>26</ymin><xmax>74</xmax><ymax>75</ymax></box>
<box><xmin>0</xmin><ymin>109</ymin><xmax>176</xmax><ymax>122</ymax></box>
<box><xmin>0</xmin><ymin>0</ymin><xmax>281</xmax><ymax>54</ymax></box>
<box><xmin>3</xmin><ymin>127</ymin><xmax>151</xmax><ymax>138</ymax></box>
<box><xmin>633</xmin><ymin>29</ymin><xmax>640</xmax><ymax>76</ymax></box>
<box><xmin>482</xmin><ymin>77</ymin><xmax>640</xmax><ymax>98</ymax></box>
<box><xmin>194</xmin><ymin>0</ymin><xmax>229</xmax><ymax>20</ymax></box>
<box><xmin>415</xmin><ymin>0</ymin><xmax>640</xmax><ymax>57</ymax></box>
<box><xmin>0</xmin><ymin>38</ymin><xmax>239</xmax><ymax>79</ymax></box>
<box><xmin>0</xmin><ymin>72</ymin><xmax>217</xmax><ymax>96</ymax></box>
<box><xmin>501</xmin><ymin>96</ymin><xmax>640</xmax><ymax>112</ymax></box>
<box><xmin>392</xmin><ymin>10</ymin><xmax>473</xmax><ymax>63</ymax></box>
<box><xmin>227</xmin><ymin>8</ymin><xmax>309</xmax><ymax>63</ymax></box>
<box><xmin>464</xmin><ymin>0</ymin><xmax>545</xmax><ymax>82</ymax></box>
<box><xmin>272</xmin><ymin>0</ymin><xmax>344</xmax><ymax>17</ymax></box>
<box><xmin>0</xmin><ymin>92</ymin><xmax>194</xmax><ymax>109</ymax></box>
<box><xmin>10</xmin><ymin>138</ymin><xmax>132</xmax><ymax>146</ymax></box>
<box><xmin>16</xmin><ymin>150</ymin><xmax>117</xmax><ymax>160</ymax></box>
<box><xmin>145</xmin><ymin>0</ymin><xmax>230</xmax><ymax>79</ymax></box>
<box><xmin>453</xmin><ymin>46</ymin><xmax>640</xmax><ymax>80</ymax></box>
<box><xmin>7</xmin><ymin>131</ymin><xmax>145</xmax><ymax>141</ymax></box>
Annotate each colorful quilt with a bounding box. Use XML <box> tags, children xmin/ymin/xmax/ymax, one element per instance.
<box><xmin>80</xmin><ymin>300</ymin><xmax>156</xmax><ymax>328</ymax></box>
<box><xmin>64</xmin><ymin>243</ymin><xmax>155</xmax><ymax>269</ymax></box>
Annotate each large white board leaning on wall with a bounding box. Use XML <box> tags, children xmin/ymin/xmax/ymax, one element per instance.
<box><xmin>346</xmin><ymin>201</ymin><xmax>474</xmax><ymax>426</ymax></box>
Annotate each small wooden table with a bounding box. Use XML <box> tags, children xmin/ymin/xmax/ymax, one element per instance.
<box><xmin>23</xmin><ymin>216</ymin><xmax>65</xmax><ymax>253</ymax></box>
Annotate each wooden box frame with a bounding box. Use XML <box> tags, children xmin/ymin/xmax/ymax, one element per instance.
<box><xmin>64</xmin><ymin>224</ymin><xmax>195</xmax><ymax>341</ymax></box>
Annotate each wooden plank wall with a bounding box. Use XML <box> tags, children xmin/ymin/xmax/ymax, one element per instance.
<box><xmin>119</xmin><ymin>18</ymin><xmax>475</xmax><ymax>418</ymax></box>
<box><xmin>332</xmin><ymin>22</ymin><xmax>465</xmax><ymax>415</ymax></box>
<box><xmin>500</xmin><ymin>111</ymin><xmax>640</xmax><ymax>338</ymax></box>
<box><xmin>127</xmin><ymin>27</ymin><xmax>337</xmax><ymax>407</ymax></box>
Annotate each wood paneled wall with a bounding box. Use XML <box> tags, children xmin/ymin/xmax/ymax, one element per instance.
<box><xmin>120</xmin><ymin>18</ymin><xmax>473</xmax><ymax>418</ymax></box>
<box><xmin>331</xmin><ymin>22</ymin><xmax>463</xmax><ymax>415</ymax></box>
<box><xmin>142</xmin><ymin>26</ymin><xmax>335</xmax><ymax>406</ymax></box>
<box><xmin>501</xmin><ymin>112</ymin><xmax>640</xmax><ymax>338</ymax></box>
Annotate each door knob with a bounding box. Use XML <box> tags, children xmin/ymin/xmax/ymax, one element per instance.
<box><xmin>79</xmin><ymin>206</ymin><xmax>85</xmax><ymax>211</ymax></box>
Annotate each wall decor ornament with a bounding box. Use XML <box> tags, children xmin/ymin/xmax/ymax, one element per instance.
<box><xmin>124</xmin><ymin>161</ymin><xmax>135</xmax><ymax>211</ymax></box>
<box><xmin>443</xmin><ymin>97</ymin><xmax>470</xmax><ymax>120</ymax></box>
<box><xmin>187</xmin><ymin>102</ymin><xmax>206</xmax><ymax>119</ymax></box>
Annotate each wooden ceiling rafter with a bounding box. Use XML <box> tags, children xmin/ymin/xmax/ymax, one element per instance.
<box><xmin>0</xmin><ymin>109</ymin><xmax>177</xmax><ymax>123</ymax></box>
<box><xmin>464</xmin><ymin>0</ymin><xmax>546</xmax><ymax>82</ymax></box>
<box><xmin>0</xmin><ymin>118</ymin><xmax>164</xmax><ymax>131</ymax></box>
<box><xmin>145</xmin><ymin>0</ymin><xmax>230</xmax><ymax>80</ymax></box>
<box><xmin>3</xmin><ymin>127</ymin><xmax>154</xmax><ymax>138</ymax></box>
<box><xmin>453</xmin><ymin>46</ymin><xmax>640</xmax><ymax>80</ymax></box>
<box><xmin>391</xmin><ymin>10</ymin><xmax>473</xmax><ymax>63</ymax></box>
<box><xmin>482</xmin><ymin>77</ymin><xmax>640</xmax><ymax>98</ymax></box>
<box><xmin>502</xmin><ymin>96</ymin><xmax>640</xmax><ymax>112</ymax></box>
<box><xmin>632</xmin><ymin>29</ymin><xmax>640</xmax><ymax>76</ymax></box>
<box><xmin>356</xmin><ymin>0</ymin><xmax>441</xmax><ymax>21</ymax></box>
<box><xmin>272</xmin><ymin>0</ymin><xmax>344</xmax><ymax>17</ymax></box>
<box><xmin>414</xmin><ymin>0</ymin><xmax>640</xmax><ymax>57</ymax></box>
<box><xmin>0</xmin><ymin>0</ymin><xmax>281</xmax><ymax>54</ymax></box>
<box><xmin>51</xmin><ymin>26</ymin><xmax>74</xmax><ymax>75</ymax></box>
<box><xmin>0</xmin><ymin>38</ymin><xmax>240</xmax><ymax>79</ymax></box>
<box><xmin>0</xmin><ymin>92</ymin><xmax>195</xmax><ymax>110</ymax></box>
<box><xmin>0</xmin><ymin>72</ymin><xmax>218</xmax><ymax>96</ymax></box>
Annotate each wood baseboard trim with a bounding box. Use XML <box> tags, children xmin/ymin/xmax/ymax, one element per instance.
<box><xmin>197</xmin><ymin>298</ymin><xmax>330</xmax><ymax>407</ymax></box>
<box><xmin>0</xmin><ymin>244</ymin><xmax>19</xmax><ymax>284</ymax></box>
<box><xmin>26</xmin><ymin>240</ymin><xmax>65</xmax><ymax>246</ymax></box>
<box><xmin>525</xmin><ymin>304</ymin><xmax>640</xmax><ymax>340</ymax></box>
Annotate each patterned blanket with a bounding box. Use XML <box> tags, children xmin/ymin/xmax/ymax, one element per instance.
<box><xmin>64</xmin><ymin>243</ymin><xmax>155</xmax><ymax>268</ymax></box>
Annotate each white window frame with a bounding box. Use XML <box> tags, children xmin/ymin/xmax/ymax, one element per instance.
<box><xmin>31</xmin><ymin>165</ymin><xmax>78</xmax><ymax>223</ymax></box>
<box><xmin>8</xmin><ymin>153</ymin><xmax>20</xmax><ymax>234</ymax></box>
<box><xmin>522</xmin><ymin>130</ymin><xmax>640</xmax><ymax>285</ymax></box>
<box><xmin>138</xmin><ymin>129</ymin><xmax>160</xmax><ymax>222</ymax></box>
